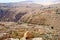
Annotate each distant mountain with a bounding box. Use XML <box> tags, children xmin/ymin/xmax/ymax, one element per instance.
<box><xmin>48</xmin><ymin>3</ymin><xmax>60</xmax><ymax>9</ymax></box>
<box><xmin>43</xmin><ymin>3</ymin><xmax>60</xmax><ymax>10</ymax></box>
<box><xmin>0</xmin><ymin>1</ymin><xmax>43</xmax><ymax>22</ymax></box>
<box><xmin>0</xmin><ymin>1</ymin><xmax>60</xmax><ymax>22</ymax></box>
<box><xmin>0</xmin><ymin>1</ymin><xmax>43</xmax><ymax>8</ymax></box>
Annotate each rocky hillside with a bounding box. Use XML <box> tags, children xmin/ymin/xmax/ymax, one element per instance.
<box><xmin>0</xmin><ymin>2</ymin><xmax>60</xmax><ymax>30</ymax></box>
<box><xmin>0</xmin><ymin>1</ymin><xmax>43</xmax><ymax>22</ymax></box>
<box><xmin>20</xmin><ymin>9</ymin><xmax>60</xmax><ymax>33</ymax></box>
<box><xmin>0</xmin><ymin>2</ymin><xmax>60</xmax><ymax>22</ymax></box>
<box><xmin>0</xmin><ymin>2</ymin><xmax>60</xmax><ymax>40</ymax></box>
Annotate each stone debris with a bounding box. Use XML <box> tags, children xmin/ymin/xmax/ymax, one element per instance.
<box><xmin>0</xmin><ymin>33</ymin><xmax>9</xmax><ymax>40</ymax></box>
<box><xmin>32</xmin><ymin>37</ymin><xmax>43</xmax><ymax>40</ymax></box>
<box><xmin>20</xmin><ymin>37</ymin><xmax>26</xmax><ymax>40</ymax></box>
<box><xmin>0</xmin><ymin>33</ymin><xmax>7</xmax><ymax>37</ymax></box>
<box><xmin>8</xmin><ymin>38</ymin><xmax>19</xmax><ymax>40</ymax></box>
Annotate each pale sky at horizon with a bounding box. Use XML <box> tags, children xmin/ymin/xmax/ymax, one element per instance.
<box><xmin>0</xmin><ymin>0</ymin><xmax>26</xmax><ymax>3</ymax></box>
<box><xmin>0</xmin><ymin>0</ymin><xmax>60</xmax><ymax>5</ymax></box>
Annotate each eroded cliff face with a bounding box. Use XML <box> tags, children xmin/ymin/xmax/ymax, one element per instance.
<box><xmin>0</xmin><ymin>8</ymin><xmax>27</xmax><ymax>22</ymax></box>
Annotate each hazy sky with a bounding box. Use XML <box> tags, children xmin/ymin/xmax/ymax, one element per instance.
<box><xmin>0</xmin><ymin>0</ymin><xmax>60</xmax><ymax>5</ymax></box>
<box><xmin>28</xmin><ymin>0</ymin><xmax>60</xmax><ymax>5</ymax></box>
<box><xmin>0</xmin><ymin>0</ymin><xmax>26</xmax><ymax>3</ymax></box>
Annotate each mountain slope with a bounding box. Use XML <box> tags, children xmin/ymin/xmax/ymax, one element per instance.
<box><xmin>0</xmin><ymin>2</ymin><xmax>60</xmax><ymax>22</ymax></box>
<box><xmin>0</xmin><ymin>1</ymin><xmax>43</xmax><ymax>22</ymax></box>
